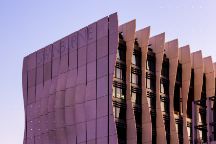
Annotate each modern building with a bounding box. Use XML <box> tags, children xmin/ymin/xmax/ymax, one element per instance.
<box><xmin>22</xmin><ymin>13</ymin><xmax>216</xmax><ymax>144</ymax></box>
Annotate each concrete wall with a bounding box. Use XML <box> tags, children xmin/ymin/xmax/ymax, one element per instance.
<box><xmin>179</xmin><ymin>45</ymin><xmax>191</xmax><ymax>144</ymax></box>
<box><xmin>165</xmin><ymin>39</ymin><xmax>179</xmax><ymax>144</ymax></box>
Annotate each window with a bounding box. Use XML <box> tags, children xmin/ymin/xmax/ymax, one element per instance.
<box><xmin>146</xmin><ymin>78</ymin><xmax>155</xmax><ymax>89</ymax></box>
<box><xmin>161</xmin><ymin>101</ymin><xmax>165</xmax><ymax>112</ymax></box>
<box><xmin>146</xmin><ymin>57</ymin><xmax>155</xmax><ymax>71</ymax></box>
<box><xmin>131</xmin><ymin>92</ymin><xmax>141</xmax><ymax>105</ymax></box>
<box><xmin>174</xmin><ymin>85</ymin><xmax>180</xmax><ymax>113</ymax></box>
<box><xmin>176</xmin><ymin>64</ymin><xmax>182</xmax><ymax>82</ymax></box>
<box><xmin>132</xmin><ymin>54</ymin><xmax>141</xmax><ymax>67</ymax></box>
<box><xmin>187</xmin><ymin>86</ymin><xmax>194</xmax><ymax>118</ymax></box>
<box><xmin>147</xmin><ymin>97</ymin><xmax>151</xmax><ymax>108</ymax></box>
<box><xmin>146</xmin><ymin>78</ymin><xmax>150</xmax><ymax>89</ymax></box>
<box><xmin>180</xmin><ymin>99</ymin><xmax>183</xmax><ymax>115</ymax></box>
<box><xmin>116</xmin><ymin>87</ymin><xmax>121</xmax><ymax>98</ymax></box>
<box><xmin>115</xmin><ymin>67</ymin><xmax>125</xmax><ymax>81</ymax></box>
<box><xmin>146</xmin><ymin>60</ymin><xmax>150</xmax><ymax>70</ymax></box>
<box><xmin>113</xmin><ymin>106</ymin><xmax>126</xmax><ymax>120</ymax></box>
<box><xmin>117</xmin><ymin>50</ymin><xmax>120</xmax><ymax>59</ymax></box>
<box><xmin>131</xmin><ymin>73</ymin><xmax>138</xmax><ymax>84</ymax></box>
<box><xmin>187</xmin><ymin>126</ymin><xmax>191</xmax><ymax>137</ymax></box>
<box><xmin>160</xmin><ymin>80</ymin><xmax>169</xmax><ymax>95</ymax></box>
<box><xmin>135</xmin><ymin>111</ymin><xmax>142</xmax><ymax>125</ymax></box>
<box><xmin>137</xmin><ymin>130</ymin><xmax>142</xmax><ymax>144</ymax></box>
<box><xmin>160</xmin><ymin>83</ymin><xmax>165</xmax><ymax>94</ymax></box>
<box><xmin>199</xmin><ymin>130</ymin><xmax>203</xmax><ymax>140</ymax></box>
<box><xmin>117</xmin><ymin>48</ymin><xmax>126</xmax><ymax>62</ymax></box>
<box><xmin>112</xmin><ymin>86</ymin><xmax>115</xmax><ymax>97</ymax></box>
<box><xmin>132</xmin><ymin>54</ymin><xmax>136</xmax><ymax>65</ymax></box>
<box><xmin>117</xmin><ymin>126</ymin><xmax>126</xmax><ymax>144</ymax></box>
<box><xmin>160</xmin><ymin>96</ymin><xmax>168</xmax><ymax>112</ymax></box>
<box><xmin>175</xmin><ymin>123</ymin><xmax>179</xmax><ymax>134</ymax></box>
<box><xmin>161</xmin><ymin>59</ymin><xmax>169</xmax><ymax>78</ymax></box>
<box><xmin>116</xmin><ymin>68</ymin><xmax>121</xmax><ymax>79</ymax></box>
<box><xmin>113</xmin><ymin>87</ymin><xmax>125</xmax><ymax>99</ymax></box>
<box><xmin>131</xmin><ymin>92</ymin><xmax>136</xmax><ymax>103</ymax></box>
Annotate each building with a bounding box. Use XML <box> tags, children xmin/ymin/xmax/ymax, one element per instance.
<box><xmin>22</xmin><ymin>13</ymin><xmax>216</xmax><ymax>144</ymax></box>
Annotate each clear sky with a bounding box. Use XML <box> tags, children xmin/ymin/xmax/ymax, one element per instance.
<box><xmin>0</xmin><ymin>0</ymin><xmax>216</xmax><ymax>143</ymax></box>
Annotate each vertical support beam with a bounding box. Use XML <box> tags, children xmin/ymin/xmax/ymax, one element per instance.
<box><xmin>191</xmin><ymin>51</ymin><xmax>203</xmax><ymax>101</ymax></box>
<box><xmin>165</xmin><ymin>39</ymin><xmax>179</xmax><ymax>144</ymax></box>
<box><xmin>191</xmin><ymin>51</ymin><xmax>204</xmax><ymax>142</ymax></box>
<box><xmin>203</xmin><ymin>57</ymin><xmax>215</xmax><ymax>98</ymax></box>
<box><xmin>136</xmin><ymin>27</ymin><xmax>151</xmax><ymax>144</ymax></box>
<box><xmin>149</xmin><ymin>33</ymin><xmax>166</xmax><ymax>144</ymax></box>
<box><xmin>119</xmin><ymin>19</ymin><xmax>137</xmax><ymax>144</ymax></box>
<box><xmin>179</xmin><ymin>45</ymin><xmax>191</xmax><ymax>144</ymax></box>
<box><xmin>203</xmin><ymin>56</ymin><xmax>215</xmax><ymax>142</ymax></box>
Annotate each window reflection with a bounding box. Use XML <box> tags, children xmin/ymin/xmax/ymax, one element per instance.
<box><xmin>146</xmin><ymin>78</ymin><xmax>150</xmax><ymax>89</ymax></box>
<box><xmin>132</xmin><ymin>54</ymin><xmax>136</xmax><ymax>65</ymax></box>
<box><xmin>115</xmin><ymin>67</ymin><xmax>125</xmax><ymax>81</ymax></box>
<box><xmin>161</xmin><ymin>100</ymin><xmax>165</xmax><ymax>112</ymax></box>
<box><xmin>187</xmin><ymin>126</ymin><xmax>191</xmax><ymax>137</ymax></box>
<box><xmin>117</xmin><ymin>48</ymin><xmax>126</xmax><ymax>62</ymax></box>
<box><xmin>117</xmin><ymin>50</ymin><xmax>120</xmax><ymax>59</ymax></box>
<box><xmin>131</xmin><ymin>92</ymin><xmax>136</xmax><ymax>103</ymax></box>
<box><xmin>161</xmin><ymin>62</ymin><xmax>169</xmax><ymax>77</ymax></box>
<box><xmin>147</xmin><ymin>97</ymin><xmax>151</xmax><ymax>108</ymax></box>
<box><xmin>113</xmin><ymin>87</ymin><xmax>125</xmax><ymax>99</ymax></box>
<box><xmin>116</xmin><ymin>68</ymin><xmax>121</xmax><ymax>79</ymax></box>
<box><xmin>160</xmin><ymin>83</ymin><xmax>165</xmax><ymax>93</ymax></box>
<box><xmin>113</xmin><ymin>106</ymin><xmax>126</xmax><ymax>120</ymax></box>
<box><xmin>146</xmin><ymin>78</ymin><xmax>155</xmax><ymax>89</ymax></box>
<box><xmin>146</xmin><ymin>60</ymin><xmax>149</xmax><ymax>70</ymax></box>
<box><xmin>117</xmin><ymin>126</ymin><xmax>126</xmax><ymax>144</ymax></box>
<box><xmin>131</xmin><ymin>73</ymin><xmax>138</xmax><ymax>84</ymax></box>
<box><xmin>131</xmin><ymin>92</ymin><xmax>141</xmax><ymax>105</ymax></box>
<box><xmin>135</xmin><ymin>111</ymin><xmax>142</xmax><ymax>125</ymax></box>
<box><xmin>175</xmin><ymin>123</ymin><xmax>179</xmax><ymax>134</ymax></box>
<box><xmin>146</xmin><ymin>58</ymin><xmax>155</xmax><ymax>71</ymax></box>
<box><xmin>132</xmin><ymin>53</ymin><xmax>141</xmax><ymax>67</ymax></box>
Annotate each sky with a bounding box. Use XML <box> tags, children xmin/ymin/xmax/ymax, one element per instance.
<box><xmin>0</xmin><ymin>0</ymin><xmax>216</xmax><ymax>143</ymax></box>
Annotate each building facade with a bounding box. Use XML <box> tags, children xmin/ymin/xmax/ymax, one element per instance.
<box><xmin>22</xmin><ymin>13</ymin><xmax>216</xmax><ymax>144</ymax></box>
